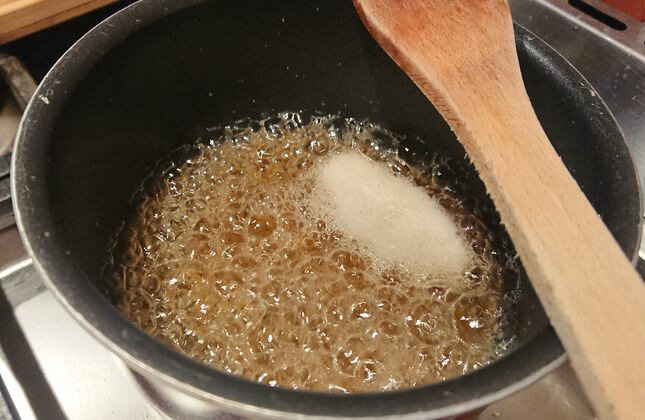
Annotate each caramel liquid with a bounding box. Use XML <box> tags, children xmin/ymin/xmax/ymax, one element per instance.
<box><xmin>106</xmin><ymin>114</ymin><xmax>518</xmax><ymax>393</ymax></box>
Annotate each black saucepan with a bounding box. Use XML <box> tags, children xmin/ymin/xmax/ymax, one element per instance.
<box><xmin>9</xmin><ymin>0</ymin><xmax>641</xmax><ymax>418</ymax></box>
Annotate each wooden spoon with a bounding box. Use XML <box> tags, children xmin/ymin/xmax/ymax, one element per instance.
<box><xmin>353</xmin><ymin>1</ymin><xmax>645</xmax><ymax>419</ymax></box>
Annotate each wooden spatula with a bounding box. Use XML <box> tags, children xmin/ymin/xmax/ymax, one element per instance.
<box><xmin>353</xmin><ymin>1</ymin><xmax>645</xmax><ymax>419</ymax></box>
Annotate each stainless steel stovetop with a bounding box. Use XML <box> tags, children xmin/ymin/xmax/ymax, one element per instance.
<box><xmin>0</xmin><ymin>0</ymin><xmax>643</xmax><ymax>419</ymax></box>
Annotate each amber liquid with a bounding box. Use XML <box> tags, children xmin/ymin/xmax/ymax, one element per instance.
<box><xmin>106</xmin><ymin>113</ymin><xmax>518</xmax><ymax>393</ymax></box>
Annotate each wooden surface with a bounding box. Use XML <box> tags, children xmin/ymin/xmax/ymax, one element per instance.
<box><xmin>601</xmin><ymin>0</ymin><xmax>645</xmax><ymax>21</ymax></box>
<box><xmin>0</xmin><ymin>0</ymin><xmax>118</xmax><ymax>44</ymax></box>
<box><xmin>353</xmin><ymin>1</ymin><xmax>645</xmax><ymax>419</ymax></box>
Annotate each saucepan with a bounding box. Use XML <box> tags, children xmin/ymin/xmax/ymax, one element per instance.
<box><xmin>6</xmin><ymin>0</ymin><xmax>641</xmax><ymax>418</ymax></box>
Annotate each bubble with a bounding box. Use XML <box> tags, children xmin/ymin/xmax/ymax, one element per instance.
<box><xmin>106</xmin><ymin>113</ymin><xmax>519</xmax><ymax>393</ymax></box>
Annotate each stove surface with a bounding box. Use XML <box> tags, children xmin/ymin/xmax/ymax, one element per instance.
<box><xmin>0</xmin><ymin>0</ymin><xmax>643</xmax><ymax>419</ymax></box>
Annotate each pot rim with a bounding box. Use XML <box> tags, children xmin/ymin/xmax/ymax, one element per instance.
<box><xmin>10</xmin><ymin>0</ymin><xmax>641</xmax><ymax>418</ymax></box>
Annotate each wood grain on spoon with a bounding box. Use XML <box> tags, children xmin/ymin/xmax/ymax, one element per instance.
<box><xmin>353</xmin><ymin>1</ymin><xmax>645</xmax><ymax>419</ymax></box>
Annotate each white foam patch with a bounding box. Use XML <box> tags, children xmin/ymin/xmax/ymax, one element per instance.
<box><xmin>311</xmin><ymin>151</ymin><xmax>472</xmax><ymax>275</ymax></box>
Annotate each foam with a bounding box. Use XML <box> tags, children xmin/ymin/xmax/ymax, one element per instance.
<box><xmin>312</xmin><ymin>151</ymin><xmax>473</xmax><ymax>275</ymax></box>
<box><xmin>106</xmin><ymin>114</ymin><xmax>515</xmax><ymax>393</ymax></box>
